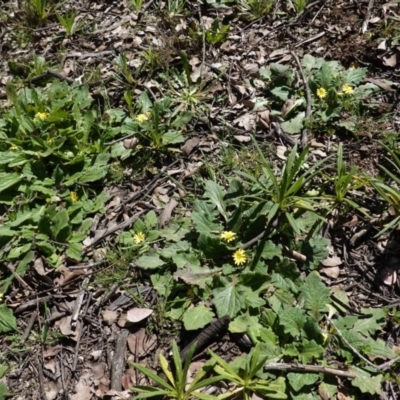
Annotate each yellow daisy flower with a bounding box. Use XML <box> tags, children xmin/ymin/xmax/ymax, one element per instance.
<box><xmin>136</xmin><ymin>113</ymin><xmax>150</xmax><ymax>122</ymax></box>
<box><xmin>316</xmin><ymin>88</ymin><xmax>327</xmax><ymax>99</ymax></box>
<box><xmin>220</xmin><ymin>231</ymin><xmax>237</xmax><ymax>243</ymax></box>
<box><xmin>34</xmin><ymin>112</ymin><xmax>49</xmax><ymax>122</ymax></box>
<box><xmin>342</xmin><ymin>84</ymin><xmax>354</xmax><ymax>95</ymax></box>
<box><xmin>9</xmin><ymin>145</ymin><xmax>18</xmax><ymax>150</ymax></box>
<box><xmin>133</xmin><ymin>232</ymin><xmax>146</xmax><ymax>244</ymax></box>
<box><xmin>233</xmin><ymin>249</ymin><xmax>247</xmax><ymax>266</ymax></box>
<box><xmin>70</xmin><ymin>191</ymin><xmax>79</xmax><ymax>202</ymax></box>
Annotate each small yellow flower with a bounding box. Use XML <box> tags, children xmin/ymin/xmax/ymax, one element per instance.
<box><xmin>9</xmin><ymin>145</ymin><xmax>18</xmax><ymax>150</ymax></box>
<box><xmin>45</xmin><ymin>198</ymin><xmax>51</xmax><ymax>203</ymax></box>
<box><xmin>136</xmin><ymin>113</ymin><xmax>150</xmax><ymax>122</ymax></box>
<box><xmin>220</xmin><ymin>231</ymin><xmax>237</xmax><ymax>243</ymax></box>
<box><xmin>187</xmin><ymin>287</ymin><xmax>195</xmax><ymax>298</ymax></box>
<box><xmin>233</xmin><ymin>249</ymin><xmax>247</xmax><ymax>266</ymax></box>
<box><xmin>70</xmin><ymin>191</ymin><xmax>79</xmax><ymax>202</ymax></box>
<box><xmin>133</xmin><ymin>231</ymin><xmax>146</xmax><ymax>244</ymax></box>
<box><xmin>316</xmin><ymin>87</ymin><xmax>327</xmax><ymax>99</ymax></box>
<box><xmin>342</xmin><ymin>84</ymin><xmax>354</xmax><ymax>95</ymax></box>
<box><xmin>349</xmin><ymin>64</ymin><xmax>357</xmax><ymax>71</ymax></box>
<box><xmin>34</xmin><ymin>112</ymin><xmax>49</xmax><ymax>122</ymax></box>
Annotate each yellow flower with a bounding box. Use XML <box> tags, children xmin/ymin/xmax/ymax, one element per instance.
<box><xmin>45</xmin><ymin>198</ymin><xmax>51</xmax><ymax>203</ymax></box>
<box><xmin>187</xmin><ymin>287</ymin><xmax>195</xmax><ymax>298</ymax></box>
<box><xmin>349</xmin><ymin>64</ymin><xmax>357</xmax><ymax>71</ymax></box>
<box><xmin>342</xmin><ymin>84</ymin><xmax>354</xmax><ymax>95</ymax></box>
<box><xmin>9</xmin><ymin>145</ymin><xmax>18</xmax><ymax>150</ymax></box>
<box><xmin>233</xmin><ymin>249</ymin><xmax>247</xmax><ymax>266</ymax></box>
<box><xmin>133</xmin><ymin>232</ymin><xmax>146</xmax><ymax>244</ymax></box>
<box><xmin>136</xmin><ymin>113</ymin><xmax>150</xmax><ymax>122</ymax></box>
<box><xmin>220</xmin><ymin>231</ymin><xmax>237</xmax><ymax>243</ymax></box>
<box><xmin>316</xmin><ymin>88</ymin><xmax>327</xmax><ymax>99</ymax></box>
<box><xmin>34</xmin><ymin>112</ymin><xmax>49</xmax><ymax>122</ymax></box>
<box><xmin>70</xmin><ymin>191</ymin><xmax>79</xmax><ymax>202</ymax></box>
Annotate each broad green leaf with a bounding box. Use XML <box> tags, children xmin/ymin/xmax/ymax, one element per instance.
<box><xmin>66</xmin><ymin>243</ymin><xmax>82</xmax><ymax>261</ymax></box>
<box><xmin>300</xmin><ymin>272</ymin><xmax>330</xmax><ymax>320</ymax></box>
<box><xmin>0</xmin><ymin>305</ymin><xmax>16</xmax><ymax>333</ymax></box>
<box><xmin>197</xmin><ymin>234</ymin><xmax>227</xmax><ymax>258</ymax></box>
<box><xmin>350</xmin><ymin>366</ymin><xmax>382</xmax><ymax>395</ymax></box>
<box><xmin>16</xmin><ymin>250</ymin><xmax>34</xmax><ymax>276</ymax></box>
<box><xmin>144</xmin><ymin>210</ymin><xmax>158</xmax><ymax>229</ymax></box>
<box><xmin>150</xmin><ymin>272</ymin><xmax>173</xmax><ymax>297</ymax></box>
<box><xmin>162</xmin><ymin>131</ymin><xmax>184</xmax><ymax>145</ymax></box>
<box><xmin>135</xmin><ymin>254</ymin><xmax>165</xmax><ymax>270</ymax></box>
<box><xmin>260</xmin><ymin>241</ymin><xmax>282</xmax><ymax>260</ymax></box>
<box><xmin>279</xmin><ymin>307</ymin><xmax>307</xmax><ymax>337</ymax></box>
<box><xmin>213</xmin><ymin>283</ymin><xmax>245</xmax><ymax>318</ymax></box>
<box><xmin>287</xmin><ymin>372</ymin><xmax>320</xmax><ymax>392</ymax></box>
<box><xmin>8</xmin><ymin>243</ymin><xmax>32</xmax><ymax>260</ymax></box>
<box><xmin>281</xmin><ymin>112</ymin><xmax>305</xmax><ymax>134</ymax></box>
<box><xmin>173</xmin><ymin>264</ymin><xmax>217</xmax><ymax>289</ymax></box>
<box><xmin>172</xmin><ymin>252</ymin><xmax>200</xmax><ymax>269</ymax></box>
<box><xmin>297</xmin><ymin>339</ymin><xmax>324</xmax><ymax>363</ymax></box>
<box><xmin>204</xmin><ymin>181</ymin><xmax>227</xmax><ymax>221</ymax></box>
<box><xmin>182</xmin><ymin>305</ymin><xmax>214</xmax><ymax>330</ymax></box>
<box><xmin>353</xmin><ymin>308</ymin><xmax>385</xmax><ymax>336</ymax></box>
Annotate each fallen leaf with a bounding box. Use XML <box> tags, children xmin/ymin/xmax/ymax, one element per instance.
<box><xmin>381</xmin><ymin>268</ymin><xmax>397</xmax><ymax>286</ymax></box>
<box><xmin>321</xmin><ymin>256</ymin><xmax>342</xmax><ymax>267</ymax></box>
<box><xmin>321</xmin><ymin>266</ymin><xmax>340</xmax><ymax>279</ymax></box>
<box><xmin>126</xmin><ymin>308</ymin><xmax>153</xmax><ymax>323</ymax></box>
<box><xmin>181</xmin><ymin>137</ymin><xmax>200</xmax><ymax>156</ymax></box>
<box><xmin>159</xmin><ymin>198</ymin><xmax>178</xmax><ymax>227</ymax></box>
<box><xmin>234</xmin><ymin>135</ymin><xmax>251</xmax><ymax>142</ymax></box>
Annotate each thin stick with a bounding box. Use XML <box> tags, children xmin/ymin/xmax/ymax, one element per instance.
<box><xmin>290</xmin><ymin>51</ymin><xmax>312</xmax><ymax>148</ymax></box>
<box><xmin>327</xmin><ymin>317</ymin><xmax>377</xmax><ymax>370</ymax></box>
<box><xmin>198</xmin><ymin>6</ymin><xmax>206</xmax><ymax>77</ymax></box>
<box><xmin>375</xmin><ymin>355</ymin><xmax>400</xmax><ymax>372</ymax></box>
<box><xmin>264</xmin><ymin>362</ymin><xmax>356</xmax><ymax>379</ymax></box>
<box><xmin>361</xmin><ymin>0</ymin><xmax>375</xmax><ymax>34</ymax></box>
<box><xmin>21</xmin><ymin>311</ymin><xmax>38</xmax><ymax>343</ymax></box>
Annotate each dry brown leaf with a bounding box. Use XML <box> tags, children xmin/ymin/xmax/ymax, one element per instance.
<box><xmin>126</xmin><ymin>308</ymin><xmax>153</xmax><ymax>323</ymax></box>
<box><xmin>321</xmin><ymin>266</ymin><xmax>340</xmax><ymax>279</ymax></box>
<box><xmin>382</xmin><ymin>52</ymin><xmax>397</xmax><ymax>67</ymax></box>
<box><xmin>44</xmin><ymin>381</ymin><xmax>59</xmax><ymax>400</ymax></box>
<box><xmin>181</xmin><ymin>137</ymin><xmax>200</xmax><ymax>156</ymax></box>
<box><xmin>320</xmin><ymin>256</ymin><xmax>342</xmax><ymax>267</ymax></box>
<box><xmin>123</xmin><ymin>138</ymin><xmax>138</xmax><ymax>149</ymax></box>
<box><xmin>91</xmin><ymin>362</ymin><xmax>106</xmax><ymax>380</ymax></box>
<box><xmin>381</xmin><ymin>268</ymin><xmax>397</xmax><ymax>286</ymax></box>
<box><xmin>55</xmin><ymin>316</ymin><xmax>81</xmax><ymax>341</ymax></box>
<box><xmin>234</xmin><ymin>135</ymin><xmax>251</xmax><ymax>143</ymax></box>
<box><xmin>159</xmin><ymin>198</ymin><xmax>178</xmax><ymax>227</ymax></box>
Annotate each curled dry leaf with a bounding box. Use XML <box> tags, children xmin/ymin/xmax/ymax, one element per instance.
<box><xmin>234</xmin><ymin>135</ymin><xmax>251</xmax><ymax>143</ymax></box>
<box><xmin>181</xmin><ymin>137</ymin><xmax>200</xmax><ymax>156</ymax></box>
<box><xmin>126</xmin><ymin>307</ymin><xmax>153</xmax><ymax>323</ymax></box>
<box><xmin>159</xmin><ymin>198</ymin><xmax>178</xmax><ymax>227</ymax></box>
<box><xmin>123</xmin><ymin>138</ymin><xmax>139</xmax><ymax>149</ymax></box>
<box><xmin>381</xmin><ymin>268</ymin><xmax>397</xmax><ymax>286</ymax></box>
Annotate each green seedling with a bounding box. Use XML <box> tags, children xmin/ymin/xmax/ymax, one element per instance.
<box><xmin>57</xmin><ymin>11</ymin><xmax>85</xmax><ymax>36</ymax></box>
<box><xmin>131</xmin><ymin>340</ymin><xmax>223</xmax><ymax>400</ymax></box>
<box><xmin>237</xmin><ymin>0</ymin><xmax>274</xmax><ymax>20</ymax></box>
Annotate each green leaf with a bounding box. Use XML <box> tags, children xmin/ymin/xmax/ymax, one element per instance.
<box><xmin>197</xmin><ymin>234</ymin><xmax>227</xmax><ymax>258</ymax></box>
<box><xmin>144</xmin><ymin>210</ymin><xmax>158</xmax><ymax>229</ymax></box>
<box><xmin>204</xmin><ymin>180</ymin><xmax>227</xmax><ymax>221</ymax></box>
<box><xmin>182</xmin><ymin>305</ymin><xmax>214</xmax><ymax>330</ymax></box>
<box><xmin>353</xmin><ymin>308</ymin><xmax>385</xmax><ymax>336</ymax></box>
<box><xmin>0</xmin><ymin>305</ymin><xmax>16</xmax><ymax>333</ymax></box>
<box><xmin>297</xmin><ymin>339</ymin><xmax>324</xmax><ymax>363</ymax></box>
<box><xmin>66</xmin><ymin>242</ymin><xmax>82</xmax><ymax>261</ymax></box>
<box><xmin>135</xmin><ymin>254</ymin><xmax>165</xmax><ymax>269</ymax></box>
<box><xmin>281</xmin><ymin>112</ymin><xmax>305</xmax><ymax>134</ymax></box>
<box><xmin>260</xmin><ymin>241</ymin><xmax>282</xmax><ymax>260</ymax></box>
<box><xmin>279</xmin><ymin>307</ymin><xmax>307</xmax><ymax>337</ymax></box>
<box><xmin>162</xmin><ymin>131</ymin><xmax>184</xmax><ymax>145</ymax></box>
<box><xmin>300</xmin><ymin>271</ymin><xmax>330</xmax><ymax>320</ymax></box>
<box><xmin>213</xmin><ymin>282</ymin><xmax>246</xmax><ymax>318</ymax></box>
<box><xmin>51</xmin><ymin>208</ymin><xmax>71</xmax><ymax>243</ymax></box>
<box><xmin>173</xmin><ymin>264</ymin><xmax>217</xmax><ymax>289</ymax></box>
<box><xmin>350</xmin><ymin>366</ymin><xmax>382</xmax><ymax>395</ymax></box>
<box><xmin>0</xmin><ymin>173</ymin><xmax>22</xmax><ymax>193</ymax></box>
<box><xmin>287</xmin><ymin>372</ymin><xmax>320</xmax><ymax>392</ymax></box>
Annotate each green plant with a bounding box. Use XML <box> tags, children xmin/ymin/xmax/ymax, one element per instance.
<box><xmin>205</xmin><ymin>19</ymin><xmax>230</xmax><ymax>45</ymax></box>
<box><xmin>288</xmin><ymin>0</ymin><xmax>309</xmax><ymax>13</ymax></box>
<box><xmin>237</xmin><ymin>140</ymin><xmax>332</xmax><ymax>236</ymax></box>
<box><xmin>114</xmin><ymin>53</ymin><xmax>135</xmax><ymax>84</ymax></box>
<box><xmin>22</xmin><ymin>0</ymin><xmax>52</xmax><ymax>24</ymax></box>
<box><xmin>130</xmin><ymin>0</ymin><xmax>144</xmax><ymax>12</ymax></box>
<box><xmin>237</xmin><ymin>0</ymin><xmax>274</xmax><ymax>20</ymax></box>
<box><xmin>371</xmin><ymin>143</ymin><xmax>400</xmax><ymax>236</ymax></box>
<box><xmin>322</xmin><ymin>143</ymin><xmax>370</xmax><ymax>216</ymax></box>
<box><xmin>164</xmin><ymin>0</ymin><xmax>187</xmax><ymax>15</ymax></box>
<box><xmin>131</xmin><ymin>340</ymin><xmax>223</xmax><ymax>400</ymax></box>
<box><xmin>210</xmin><ymin>343</ymin><xmax>287</xmax><ymax>400</ymax></box>
<box><xmin>57</xmin><ymin>11</ymin><xmax>85</xmax><ymax>36</ymax></box>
